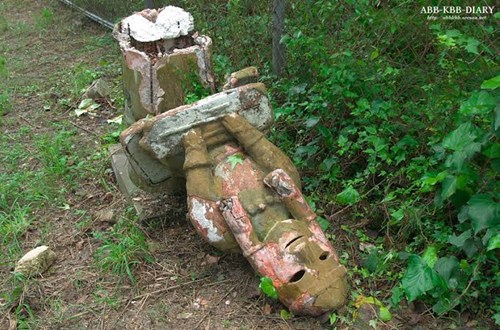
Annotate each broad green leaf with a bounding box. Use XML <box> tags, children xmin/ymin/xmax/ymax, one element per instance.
<box><xmin>434</xmin><ymin>256</ymin><xmax>461</xmax><ymax>289</ymax></box>
<box><xmin>259</xmin><ymin>276</ymin><xmax>278</xmax><ymax>299</ymax></box>
<box><xmin>448</xmin><ymin>229</ymin><xmax>471</xmax><ymax>248</ymax></box>
<box><xmin>482</xmin><ymin>143</ymin><xmax>500</xmax><ymax>159</ymax></box>
<box><xmin>487</xmin><ymin>233</ymin><xmax>500</xmax><ymax>251</ymax></box>
<box><xmin>329</xmin><ymin>312</ymin><xmax>337</xmax><ymax>325</ymax></box>
<box><xmin>336</xmin><ymin>185</ymin><xmax>361</xmax><ymax>205</ymax></box>
<box><xmin>379</xmin><ymin>306</ymin><xmax>392</xmax><ymax>321</ymax></box>
<box><xmin>494</xmin><ymin>104</ymin><xmax>500</xmax><ymax>131</ymax></box>
<box><xmin>440</xmin><ymin>175</ymin><xmax>457</xmax><ymax>200</ymax></box>
<box><xmin>390</xmin><ymin>208</ymin><xmax>405</xmax><ymax>222</ymax></box>
<box><xmin>494</xmin><ymin>312</ymin><xmax>500</xmax><ymax>326</ymax></box>
<box><xmin>401</xmin><ymin>255</ymin><xmax>446</xmax><ymax>302</ymax></box>
<box><xmin>317</xmin><ymin>216</ymin><xmax>330</xmax><ymax>231</ymax></box>
<box><xmin>280</xmin><ymin>309</ymin><xmax>294</xmax><ymax>320</ymax></box>
<box><xmin>226</xmin><ymin>153</ymin><xmax>244</xmax><ymax>169</ymax></box>
<box><xmin>481</xmin><ymin>75</ymin><xmax>500</xmax><ymax>90</ymax></box>
<box><xmin>422</xmin><ymin>246</ymin><xmax>438</xmax><ymax>268</ymax></box>
<box><xmin>459</xmin><ymin>91</ymin><xmax>496</xmax><ymax>115</ymax></box>
<box><xmin>444</xmin><ymin>143</ymin><xmax>481</xmax><ymax>170</ymax></box>
<box><xmin>442</xmin><ymin>123</ymin><xmax>477</xmax><ymax>151</ymax></box>
<box><xmin>390</xmin><ymin>286</ymin><xmax>403</xmax><ymax>306</ymax></box>
<box><xmin>433</xmin><ymin>296</ymin><xmax>458</xmax><ymax>315</ymax></box>
<box><xmin>304</xmin><ymin>116</ymin><xmax>320</xmax><ymax>128</ymax></box>
<box><xmin>465</xmin><ymin>37</ymin><xmax>480</xmax><ymax>55</ymax></box>
<box><xmin>467</xmin><ymin>194</ymin><xmax>500</xmax><ymax>234</ymax></box>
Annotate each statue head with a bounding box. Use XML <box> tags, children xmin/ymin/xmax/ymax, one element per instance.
<box><xmin>262</xmin><ymin>219</ymin><xmax>348</xmax><ymax>315</ymax></box>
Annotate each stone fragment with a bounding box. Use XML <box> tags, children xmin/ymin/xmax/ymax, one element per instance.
<box><xmin>223</xmin><ymin>66</ymin><xmax>259</xmax><ymax>90</ymax></box>
<box><xmin>14</xmin><ymin>245</ymin><xmax>56</xmax><ymax>277</ymax></box>
<box><xmin>82</xmin><ymin>78</ymin><xmax>111</xmax><ymax>100</ymax></box>
<box><xmin>95</xmin><ymin>208</ymin><xmax>115</xmax><ymax>223</ymax></box>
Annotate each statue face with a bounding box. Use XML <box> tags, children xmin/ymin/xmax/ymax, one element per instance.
<box><xmin>264</xmin><ymin>219</ymin><xmax>348</xmax><ymax>315</ymax></box>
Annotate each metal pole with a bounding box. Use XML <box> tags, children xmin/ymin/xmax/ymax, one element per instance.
<box><xmin>58</xmin><ymin>0</ymin><xmax>114</xmax><ymax>30</ymax></box>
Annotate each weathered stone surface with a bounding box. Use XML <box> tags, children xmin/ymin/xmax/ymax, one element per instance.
<box><xmin>114</xmin><ymin>7</ymin><xmax>214</xmax><ymax>125</ymax></box>
<box><xmin>223</xmin><ymin>66</ymin><xmax>259</xmax><ymax>90</ymax></box>
<box><xmin>140</xmin><ymin>83</ymin><xmax>272</xmax><ymax>159</ymax></box>
<box><xmin>15</xmin><ymin>245</ymin><xmax>56</xmax><ymax>276</ymax></box>
<box><xmin>110</xmin><ymin>144</ymin><xmax>186</xmax><ymax>220</ymax></box>
<box><xmin>119</xmin><ymin>83</ymin><xmax>273</xmax><ymax>193</ymax></box>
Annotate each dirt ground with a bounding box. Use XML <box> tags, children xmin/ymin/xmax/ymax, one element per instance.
<box><xmin>0</xmin><ymin>1</ymin><xmax>492</xmax><ymax>330</ymax></box>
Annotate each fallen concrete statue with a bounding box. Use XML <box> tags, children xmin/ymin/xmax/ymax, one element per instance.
<box><xmin>120</xmin><ymin>83</ymin><xmax>349</xmax><ymax>316</ymax></box>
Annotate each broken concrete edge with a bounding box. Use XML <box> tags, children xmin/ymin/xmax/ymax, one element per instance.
<box><xmin>142</xmin><ymin>83</ymin><xmax>272</xmax><ymax>159</ymax></box>
<box><xmin>118</xmin><ymin>35</ymin><xmax>214</xmax><ymax>121</ymax></box>
<box><xmin>109</xmin><ymin>144</ymin><xmax>185</xmax><ymax>221</ymax></box>
<box><xmin>119</xmin><ymin>82</ymin><xmax>270</xmax><ymax>157</ymax></box>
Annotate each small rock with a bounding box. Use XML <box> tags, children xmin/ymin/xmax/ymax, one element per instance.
<box><xmin>176</xmin><ymin>312</ymin><xmax>193</xmax><ymax>319</ymax></box>
<box><xmin>15</xmin><ymin>245</ymin><xmax>56</xmax><ymax>277</ymax></box>
<box><xmin>201</xmin><ymin>254</ymin><xmax>220</xmax><ymax>266</ymax></box>
<box><xmin>82</xmin><ymin>78</ymin><xmax>111</xmax><ymax>100</ymax></box>
<box><xmin>262</xmin><ymin>303</ymin><xmax>272</xmax><ymax>315</ymax></box>
<box><xmin>95</xmin><ymin>208</ymin><xmax>115</xmax><ymax>223</ymax></box>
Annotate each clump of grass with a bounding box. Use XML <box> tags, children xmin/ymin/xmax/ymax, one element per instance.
<box><xmin>35</xmin><ymin>129</ymin><xmax>75</xmax><ymax>177</ymax></box>
<box><xmin>0</xmin><ymin>15</ymin><xmax>8</xmax><ymax>33</ymax></box>
<box><xmin>35</xmin><ymin>8</ymin><xmax>54</xmax><ymax>30</ymax></box>
<box><xmin>93</xmin><ymin>216</ymin><xmax>154</xmax><ymax>283</ymax></box>
<box><xmin>0</xmin><ymin>91</ymin><xmax>12</xmax><ymax>121</ymax></box>
<box><xmin>0</xmin><ymin>202</ymin><xmax>32</xmax><ymax>256</ymax></box>
<box><xmin>0</xmin><ymin>56</ymin><xmax>8</xmax><ymax>78</ymax></box>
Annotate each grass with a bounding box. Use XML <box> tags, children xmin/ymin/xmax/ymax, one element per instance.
<box><xmin>0</xmin><ymin>0</ymin><xmax>144</xmax><ymax>326</ymax></box>
<box><xmin>35</xmin><ymin>8</ymin><xmax>54</xmax><ymax>30</ymax></box>
<box><xmin>93</xmin><ymin>214</ymin><xmax>154</xmax><ymax>283</ymax></box>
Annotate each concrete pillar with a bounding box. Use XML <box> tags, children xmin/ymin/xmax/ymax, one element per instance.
<box><xmin>114</xmin><ymin>6</ymin><xmax>215</xmax><ymax>125</ymax></box>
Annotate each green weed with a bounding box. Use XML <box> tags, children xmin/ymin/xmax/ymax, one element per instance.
<box><xmin>93</xmin><ymin>216</ymin><xmax>154</xmax><ymax>283</ymax></box>
<box><xmin>1</xmin><ymin>273</ymin><xmax>40</xmax><ymax>328</ymax></box>
<box><xmin>0</xmin><ymin>56</ymin><xmax>8</xmax><ymax>78</ymax></box>
<box><xmin>70</xmin><ymin>64</ymin><xmax>102</xmax><ymax>98</ymax></box>
<box><xmin>35</xmin><ymin>8</ymin><xmax>54</xmax><ymax>30</ymax></box>
<box><xmin>0</xmin><ymin>202</ymin><xmax>32</xmax><ymax>256</ymax></box>
<box><xmin>0</xmin><ymin>91</ymin><xmax>11</xmax><ymax>121</ymax></box>
<box><xmin>0</xmin><ymin>15</ymin><xmax>8</xmax><ymax>33</ymax></box>
<box><xmin>35</xmin><ymin>129</ymin><xmax>76</xmax><ymax>177</ymax></box>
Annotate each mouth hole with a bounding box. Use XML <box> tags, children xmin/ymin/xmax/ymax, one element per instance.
<box><xmin>289</xmin><ymin>270</ymin><xmax>305</xmax><ymax>283</ymax></box>
<box><xmin>319</xmin><ymin>252</ymin><xmax>329</xmax><ymax>260</ymax></box>
<box><xmin>285</xmin><ymin>235</ymin><xmax>303</xmax><ymax>249</ymax></box>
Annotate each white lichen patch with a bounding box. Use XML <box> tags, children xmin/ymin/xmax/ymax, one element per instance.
<box><xmin>191</xmin><ymin>199</ymin><xmax>223</xmax><ymax>242</ymax></box>
<box><xmin>122</xmin><ymin>6</ymin><xmax>194</xmax><ymax>42</ymax></box>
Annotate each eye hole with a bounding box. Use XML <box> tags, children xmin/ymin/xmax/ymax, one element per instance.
<box><xmin>285</xmin><ymin>236</ymin><xmax>303</xmax><ymax>249</ymax></box>
<box><xmin>319</xmin><ymin>252</ymin><xmax>329</xmax><ymax>260</ymax></box>
<box><xmin>289</xmin><ymin>270</ymin><xmax>305</xmax><ymax>283</ymax></box>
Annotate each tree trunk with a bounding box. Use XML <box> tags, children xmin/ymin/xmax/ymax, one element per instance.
<box><xmin>272</xmin><ymin>0</ymin><xmax>286</xmax><ymax>76</ymax></box>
